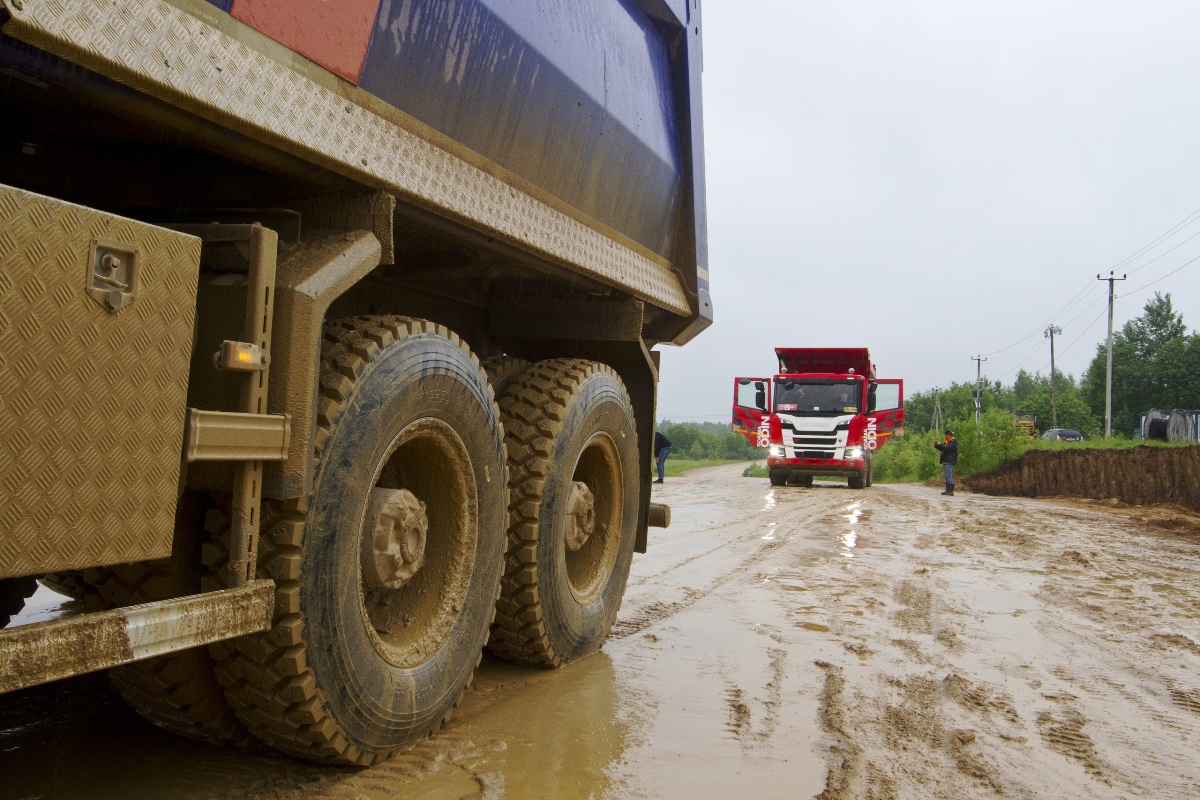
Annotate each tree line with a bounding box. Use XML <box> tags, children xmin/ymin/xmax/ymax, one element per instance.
<box><xmin>905</xmin><ymin>293</ymin><xmax>1200</xmax><ymax>438</ymax></box>
<box><xmin>657</xmin><ymin>420</ymin><xmax>763</xmax><ymax>461</ymax></box>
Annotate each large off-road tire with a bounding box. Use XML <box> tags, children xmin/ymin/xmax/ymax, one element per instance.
<box><xmin>848</xmin><ymin>472</ymin><xmax>867</xmax><ymax>490</ymax></box>
<box><xmin>209</xmin><ymin>315</ymin><xmax>507</xmax><ymax>765</ymax></box>
<box><xmin>787</xmin><ymin>474</ymin><xmax>813</xmax><ymax>487</ymax></box>
<box><xmin>0</xmin><ymin>575</ymin><xmax>37</xmax><ymax>628</ymax></box>
<box><xmin>481</xmin><ymin>356</ymin><xmax>530</xmax><ymax>398</ymax></box>
<box><xmin>38</xmin><ymin>571</ymin><xmax>88</xmax><ymax>601</ymax></box>
<box><xmin>769</xmin><ymin>468</ymin><xmax>788</xmax><ymax>487</ymax></box>
<box><xmin>488</xmin><ymin>359</ymin><xmax>639</xmax><ymax>668</ymax></box>
<box><xmin>865</xmin><ymin>452</ymin><xmax>874</xmax><ymax>487</ymax></box>
<box><xmin>80</xmin><ymin>491</ymin><xmax>249</xmax><ymax>745</ymax></box>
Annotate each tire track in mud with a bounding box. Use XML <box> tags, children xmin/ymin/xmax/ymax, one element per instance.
<box><xmin>795</xmin><ymin>485</ymin><xmax>1200</xmax><ymax>799</ymax></box>
<box><xmin>718</xmin><ymin>647</ymin><xmax>788</xmax><ymax>751</ymax></box>
<box><xmin>613</xmin><ymin>489</ymin><xmax>851</xmax><ymax>640</ymax></box>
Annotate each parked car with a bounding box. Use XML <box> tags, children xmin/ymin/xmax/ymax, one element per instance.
<box><xmin>1041</xmin><ymin>428</ymin><xmax>1085</xmax><ymax>441</ymax></box>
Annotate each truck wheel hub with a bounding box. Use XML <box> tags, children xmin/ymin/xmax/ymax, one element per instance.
<box><xmin>362</xmin><ymin>488</ymin><xmax>429</xmax><ymax>590</ymax></box>
<box><xmin>564</xmin><ymin>481</ymin><xmax>596</xmax><ymax>552</ymax></box>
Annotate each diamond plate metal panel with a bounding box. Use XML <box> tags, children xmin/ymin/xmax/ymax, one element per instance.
<box><xmin>0</xmin><ymin>185</ymin><xmax>201</xmax><ymax>579</ymax></box>
<box><xmin>0</xmin><ymin>0</ymin><xmax>691</xmax><ymax>316</ymax></box>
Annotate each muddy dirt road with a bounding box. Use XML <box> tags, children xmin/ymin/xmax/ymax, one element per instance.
<box><xmin>3</xmin><ymin>463</ymin><xmax>1199</xmax><ymax>799</ymax></box>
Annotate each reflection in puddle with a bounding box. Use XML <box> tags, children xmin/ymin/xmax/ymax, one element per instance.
<box><xmin>763</xmin><ymin>490</ymin><xmax>777</xmax><ymax>511</ymax></box>
<box><xmin>7</xmin><ymin>586</ymin><xmax>82</xmax><ymax>628</ymax></box>
<box><xmin>0</xmin><ymin>653</ymin><xmax>632</xmax><ymax>800</ymax></box>
<box><xmin>841</xmin><ymin>501</ymin><xmax>862</xmax><ymax>558</ymax></box>
<box><xmin>763</xmin><ymin>522</ymin><xmax>779</xmax><ymax>541</ymax></box>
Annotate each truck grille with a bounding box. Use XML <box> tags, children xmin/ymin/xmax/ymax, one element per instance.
<box><xmin>784</xmin><ymin>430</ymin><xmax>837</xmax><ymax>457</ymax></box>
<box><xmin>779</xmin><ymin>417</ymin><xmax>849</xmax><ymax>459</ymax></box>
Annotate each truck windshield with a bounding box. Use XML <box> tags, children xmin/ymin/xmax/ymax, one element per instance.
<box><xmin>773</xmin><ymin>380</ymin><xmax>860</xmax><ymax>415</ymax></box>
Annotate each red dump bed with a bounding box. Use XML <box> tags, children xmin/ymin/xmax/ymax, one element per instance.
<box><xmin>775</xmin><ymin>348</ymin><xmax>874</xmax><ymax>378</ymax></box>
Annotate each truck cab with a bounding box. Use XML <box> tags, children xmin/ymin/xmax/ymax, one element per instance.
<box><xmin>733</xmin><ymin>348</ymin><xmax>904</xmax><ymax>489</ymax></box>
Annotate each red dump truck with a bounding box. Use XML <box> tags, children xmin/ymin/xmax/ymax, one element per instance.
<box><xmin>733</xmin><ymin>348</ymin><xmax>904</xmax><ymax>488</ymax></box>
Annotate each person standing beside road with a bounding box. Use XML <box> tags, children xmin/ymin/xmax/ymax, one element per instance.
<box><xmin>654</xmin><ymin>430</ymin><xmax>673</xmax><ymax>484</ymax></box>
<box><xmin>934</xmin><ymin>429</ymin><xmax>958</xmax><ymax>496</ymax></box>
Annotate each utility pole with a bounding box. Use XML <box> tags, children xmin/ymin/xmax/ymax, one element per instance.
<box><xmin>1097</xmin><ymin>271</ymin><xmax>1127</xmax><ymax>438</ymax></box>
<box><xmin>971</xmin><ymin>356</ymin><xmax>987</xmax><ymax>424</ymax></box>
<box><xmin>930</xmin><ymin>387</ymin><xmax>943</xmax><ymax>433</ymax></box>
<box><xmin>1045</xmin><ymin>324</ymin><xmax>1062</xmax><ymax>426</ymax></box>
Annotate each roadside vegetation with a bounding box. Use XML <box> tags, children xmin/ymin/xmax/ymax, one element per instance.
<box><xmin>880</xmin><ymin>293</ymin><xmax>1200</xmax><ymax>483</ymax></box>
<box><xmin>656</xmin><ymin>420</ymin><xmax>763</xmax><ymax>476</ymax></box>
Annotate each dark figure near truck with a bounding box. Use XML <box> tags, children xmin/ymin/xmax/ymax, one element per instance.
<box><xmin>934</xmin><ymin>429</ymin><xmax>958</xmax><ymax>496</ymax></box>
<box><xmin>654</xmin><ymin>431</ymin><xmax>673</xmax><ymax>483</ymax></box>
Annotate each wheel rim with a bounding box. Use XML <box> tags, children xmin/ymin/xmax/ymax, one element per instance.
<box><xmin>564</xmin><ymin>432</ymin><xmax>623</xmax><ymax>605</ymax></box>
<box><xmin>358</xmin><ymin>417</ymin><xmax>478</xmax><ymax>669</ymax></box>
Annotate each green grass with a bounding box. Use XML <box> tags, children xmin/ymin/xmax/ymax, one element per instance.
<box><xmin>661</xmin><ymin>457</ymin><xmax>750</xmax><ymax>477</ymax></box>
<box><xmin>874</xmin><ymin>407</ymin><xmax>1197</xmax><ymax>484</ymax></box>
<box><xmin>1029</xmin><ymin>437</ymin><xmax>1193</xmax><ymax>451</ymax></box>
<box><xmin>742</xmin><ymin>462</ymin><xmax>769</xmax><ymax>478</ymax></box>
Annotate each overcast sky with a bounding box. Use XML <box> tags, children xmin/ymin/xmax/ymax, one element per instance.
<box><xmin>656</xmin><ymin>1</ymin><xmax>1200</xmax><ymax>422</ymax></box>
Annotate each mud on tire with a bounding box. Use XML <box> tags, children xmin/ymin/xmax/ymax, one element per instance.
<box><xmin>208</xmin><ymin>315</ymin><xmax>507</xmax><ymax>765</ymax></box>
<box><xmin>38</xmin><ymin>571</ymin><xmax>88</xmax><ymax>601</ymax></box>
<box><xmin>481</xmin><ymin>356</ymin><xmax>530</xmax><ymax>398</ymax></box>
<box><xmin>488</xmin><ymin>359</ymin><xmax>639</xmax><ymax>668</ymax></box>
<box><xmin>78</xmin><ymin>491</ymin><xmax>249</xmax><ymax>745</ymax></box>
<box><xmin>769</xmin><ymin>468</ymin><xmax>788</xmax><ymax>487</ymax></box>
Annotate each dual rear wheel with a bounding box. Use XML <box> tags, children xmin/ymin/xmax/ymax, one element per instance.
<box><xmin>81</xmin><ymin>318</ymin><xmax>640</xmax><ymax>764</ymax></box>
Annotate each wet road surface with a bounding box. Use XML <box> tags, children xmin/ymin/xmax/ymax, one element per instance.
<box><xmin>2</xmin><ymin>463</ymin><xmax>1199</xmax><ymax>798</ymax></box>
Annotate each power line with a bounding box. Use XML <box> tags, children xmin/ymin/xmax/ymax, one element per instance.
<box><xmin>1108</xmin><ymin>204</ymin><xmax>1200</xmax><ymax>273</ymax></box>
<box><xmin>1003</xmin><ymin>248</ymin><xmax>1197</xmax><ymax>386</ymax></box>
<box><xmin>988</xmin><ymin>340</ymin><xmax>1043</xmax><ymax>361</ymax></box>
<box><xmin>1121</xmin><ymin>250</ymin><xmax>1200</xmax><ymax>296</ymax></box>
<box><xmin>1057</xmin><ymin>292</ymin><xmax>1106</xmax><ymax>331</ymax></box>
<box><xmin>977</xmin><ymin>203</ymin><xmax>1200</xmax><ymax>361</ymax></box>
<box><xmin>1028</xmin><ymin>303</ymin><xmax>1111</xmax><ymax>374</ymax></box>
<box><xmin>979</xmin><ymin>277</ymin><xmax>1099</xmax><ymax>358</ymax></box>
<box><xmin>949</xmin><ymin>358</ymin><xmax>974</xmax><ymax>385</ymax></box>
<box><xmin>1123</xmin><ymin>225</ymin><xmax>1200</xmax><ymax>275</ymax></box>
<box><xmin>998</xmin><ymin>334</ymin><xmax>1055</xmax><ymax>382</ymax></box>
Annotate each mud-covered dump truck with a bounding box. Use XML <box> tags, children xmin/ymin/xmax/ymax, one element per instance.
<box><xmin>733</xmin><ymin>348</ymin><xmax>903</xmax><ymax>488</ymax></box>
<box><xmin>0</xmin><ymin>0</ymin><xmax>708</xmax><ymax>764</ymax></box>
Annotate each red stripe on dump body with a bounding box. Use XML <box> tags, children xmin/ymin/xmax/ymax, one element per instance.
<box><xmin>231</xmin><ymin>0</ymin><xmax>381</xmax><ymax>82</ymax></box>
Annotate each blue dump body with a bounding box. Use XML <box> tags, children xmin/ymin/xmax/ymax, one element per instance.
<box><xmin>360</xmin><ymin>0</ymin><xmax>690</xmax><ymax>261</ymax></box>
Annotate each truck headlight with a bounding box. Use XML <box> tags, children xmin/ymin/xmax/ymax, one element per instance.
<box><xmin>769</xmin><ymin>445</ymin><xmax>784</xmax><ymax>457</ymax></box>
<box><xmin>844</xmin><ymin>446</ymin><xmax>863</xmax><ymax>459</ymax></box>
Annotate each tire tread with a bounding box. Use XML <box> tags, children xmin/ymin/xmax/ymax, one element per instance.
<box><xmin>208</xmin><ymin>315</ymin><xmax>501</xmax><ymax>765</ymax></box>
<box><xmin>81</xmin><ymin>554</ymin><xmax>250</xmax><ymax>745</ymax></box>
<box><xmin>488</xmin><ymin>358</ymin><xmax>632</xmax><ymax>668</ymax></box>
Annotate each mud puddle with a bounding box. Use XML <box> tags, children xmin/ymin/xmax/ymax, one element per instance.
<box><xmin>3</xmin><ymin>464</ymin><xmax>1199</xmax><ymax>798</ymax></box>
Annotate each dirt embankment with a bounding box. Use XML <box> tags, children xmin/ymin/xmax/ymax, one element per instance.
<box><xmin>964</xmin><ymin>445</ymin><xmax>1200</xmax><ymax>511</ymax></box>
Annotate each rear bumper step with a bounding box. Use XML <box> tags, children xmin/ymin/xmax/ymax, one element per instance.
<box><xmin>0</xmin><ymin>580</ymin><xmax>275</xmax><ymax>694</ymax></box>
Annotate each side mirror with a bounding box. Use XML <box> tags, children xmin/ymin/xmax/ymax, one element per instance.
<box><xmin>867</xmin><ymin>383</ymin><xmax>877</xmax><ymax>413</ymax></box>
<box><xmin>754</xmin><ymin>385</ymin><xmax>766</xmax><ymax>411</ymax></box>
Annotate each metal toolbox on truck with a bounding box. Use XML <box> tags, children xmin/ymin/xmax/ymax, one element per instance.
<box><xmin>0</xmin><ymin>184</ymin><xmax>201</xmax><ymax>579</ymax></box>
